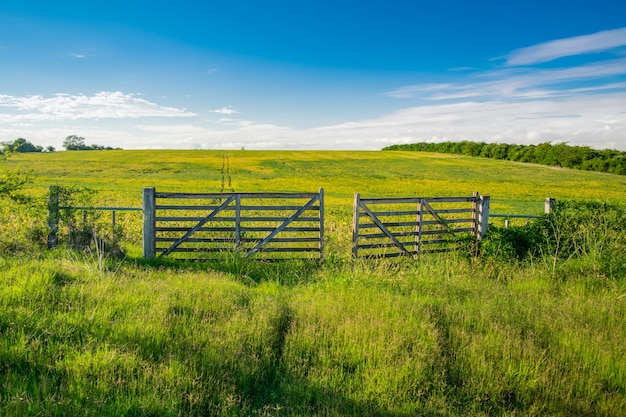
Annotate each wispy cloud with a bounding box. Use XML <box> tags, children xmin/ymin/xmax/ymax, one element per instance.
<box><xmin>506</xmin><ymin>27</ymin><xmax>626</xmax><ymax>66</ymax></box>
<box><xmin>68</xmin><ymin>50</ymin><xmax>92</xmax><ymax>59</ymax></box>
<box><xmin>210</xmin><ymin>106</ymin><xmax>239</xmax><ymax>115</ymax></box>
<box><xmin>0</xmin><ymin>91</ymin><xmax>196</xmax><ymax>121</ymax></box>
<box><xmin>305</xmin><ymin>93</ymin><xmax>626</xmax><ymax>150</ymax></box>
<box><xmin>386</xmin><ymin>28</ymin><xmax>626</xmax><ymax>105</ymax></box>
<box><xmin>386</xmin><ymin>59</ymin><xmax>626</xmax><ymax>101</ymax></box>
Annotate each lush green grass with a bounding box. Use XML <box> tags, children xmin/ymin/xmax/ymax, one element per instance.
<box><xmin>1</xmin><ymin>150</ymin><xmax>625</xmax><ymax>415</ymax></box>
<box><xmin>1</xmin><ymin>253</ymin><xmax>624</xmax><ymax>416</ymax></box>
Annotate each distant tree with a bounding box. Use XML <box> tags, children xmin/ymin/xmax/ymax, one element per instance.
<box><xmin>63</xmin><ymin>135</ymin><xmax>88</xmax><ymax>150</ymax></box>
<box><xmin>45</xmin><ymin>146</ymin><xmax>56</xmax><ymax>152</ymax></box>
<box><xmin>62</xmin><ymin>135</ymin><xmax>120</xmax><ymax>151</ymax></box>
<box><xmin>2</xmin><ymin>138</ymin><xmax>43</xmax><ymax>154</ymax></box>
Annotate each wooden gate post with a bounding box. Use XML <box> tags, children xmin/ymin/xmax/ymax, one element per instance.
<box><xmin>235</xmin><ymin>194</ymin><xmax>241</xmax><ymax>252</ymax></box>
<box><xmin>472</xmin><ymin>191</ymin><xmax>480</xmax><ymax>238</ymax></box>
<box><xmin>352</xmin><ymin>193</ymin><xmax>361</xmax><ymax>258</ymax></box>
<box><xmin>47</xmin><ymin>185</ymin><xmax>60</xmax><ymax>249</ymax></box>
<box><xmin>143</xmin><ymin>187</ymin><xmax>156</xmax><ymax>258</ymax></box>
<box><xmin>477</xmin><ymin>195</ymin><xmax>490</xmax><ymax>239</ymax></box>
<box><xmin>545</xmin><ymin>198</ymin><xmax>556</xmax><ymax>214</ymax></box>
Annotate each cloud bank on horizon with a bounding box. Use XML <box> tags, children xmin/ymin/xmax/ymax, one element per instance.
<box><xmin>1</xmin><ymin>13</ymin><xmax>626</xmax><ymax>151</ymax></box>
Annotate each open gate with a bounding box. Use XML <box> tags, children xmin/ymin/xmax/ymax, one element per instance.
<box><xmin>352</xmin><ymin>192</ymin><xmax>489</xmax><ymax>259</ymax></box>
<box><xmin>143</xmin><ymin>188</ymin><xmax>324</xmax><ymax>260</ymax></box>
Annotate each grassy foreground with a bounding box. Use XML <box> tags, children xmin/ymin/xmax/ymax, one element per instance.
<box><xmin>2</xmin><ymin>253</ymin><xmax>624</xmax><ymax>416</ymax></box>
<box><xmin>1</xmin><ymin>150</ymin><xmax>625</xmax><ymax>415</ymax></box>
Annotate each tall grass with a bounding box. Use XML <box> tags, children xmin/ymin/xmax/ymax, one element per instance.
<box><xmin>1</xmin><ymin>252</ymin><xmax>624</xmax><ymax>416</ymax></box>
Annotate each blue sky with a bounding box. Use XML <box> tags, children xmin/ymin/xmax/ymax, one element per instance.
<box><xmin>1</xmin><ymin>0</ymin><xmax>626</xmax><ymax>150</ymax></box>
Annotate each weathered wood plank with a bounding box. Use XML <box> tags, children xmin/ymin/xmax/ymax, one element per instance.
<box><xmin>155</xmin><ymin>216</ymin><xmax>320</xmax><ymax>222</ymax></box>
<box><xmin>370</xmin><ymin>210</ymin><xmax>421</xmax><ymax>217</ymax></box>
<box><xmin>163</xmin><ymin>247</ymin><xmax>320</xmax><ymax>253</ymax></box>
<box><xmin>156</xmin><ymin>237</ymin><xmax>237</xmax><ymax>243</ymax></box>
<box><xmin>358</xmin><ymin>227</ymin><xmax>475</xmax><ymax>240</ymax></box>
<box><xmin>156</xmin><ymin>205</ymin><xmax>320</xmax><ymax>211</ymax></box>
<box><xmin>156</xmin><ymin>192</ymin><xmax>319</xmax><ymax>199</ymax></box>
<box><xmin>156</xmin><ymin>226</ymin><xmax>236</xmax><ymax>232</ymax></box>
<box><xmin>360</xmin><ymin>196</ymin><xmax>477</xmax><ymax>204</ymax></box>
<box><xmin>155</xmin><ymin>226</ymin><xmax>320</xmax><ymax>233</ymax></box>
<box><xmin>250</xmin><ymin>247</ymin><xmax>320</xmax><ymax>253</ymax></box>
<box><xmin>358</xmin><ymin>242</ymin><xmax>414</xmax><ymax>250</ymax></box>
<box><xmin>490</xmin><ymin>213</ymin><xmax>541</xmax><ymax>219</ymax></box>
<box><xmin>242</xmin><ymin>237</ymin><xmax>320</xmax><ymax>243</ymax></box>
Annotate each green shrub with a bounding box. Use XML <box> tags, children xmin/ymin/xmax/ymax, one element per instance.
<box><xmin>474</xmin><ymin>200</ymin><xmax>626</xmax><ymax>279</ymax></box>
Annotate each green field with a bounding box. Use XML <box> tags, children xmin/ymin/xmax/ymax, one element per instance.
<box><xmin>10</xmin><ymin>149</ymin><xmax>626</xmax><ymax>205</ymax></box>
<box><xmin>1</xmin><ymin>150</ymin><xmax>625</xmax><ymax>416</ymax></box>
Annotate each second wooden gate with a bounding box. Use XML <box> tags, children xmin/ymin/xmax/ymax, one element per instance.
<box><xmin>352</xmin><ymin>193</ymin><xmax>489</xmax><ymax>259</ymax></box>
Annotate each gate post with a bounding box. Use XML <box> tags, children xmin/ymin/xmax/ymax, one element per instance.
<box><xmin>143</xmin><ymin>187</ymin><xmax>156</xmax><ymax>258</ymax></box>
<box><xmin>545</xmin><ymin>198</ymin><xmax>556</xmax><ymax>214</ymax></box>
<box><xmin>235</xmin><ymin>194</ymin><xmax>241</xmax><ymax>252</ymax></box>
<box><xmin>47</xmin><ymin>185</ymin><xmax>60</xmax><ymax>249</ymax></box>
<box><xmin>472</xmin><ymin>191</ymin><xmax>480</xmax><ymax>239</ymax></box>
<box><xmin>352</xmin><ymin>193</ymin><xmax>360</xmax><ymax>258</ymax></box>
<box><xmin>477</xmin><ymin>195</ymin><xmax>490</xmax><ymax>239</ymax></box>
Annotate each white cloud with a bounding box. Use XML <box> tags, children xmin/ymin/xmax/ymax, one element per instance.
<box><xmin>126</xmin><ymin>93</ymin><xmax>626</xmax><ymax>150</ymax></box>
<box><xmin>506</xmin><ymin>27</ymin><xmax>626</xmax><ymax>66</ymax></box>
<box><xmin>210</xmin><ymin>106</ymin><xmax>239</xmax><ymax>115</ymax></box>
<box><xmin>0</xmin><ymin>91</ymin><xmax>196</xmax><ymax>121</ymax></box>
<box><xmin>68</xmin><ymin>51</ymin><xmax>90</xmax><ymax>59</ymax></box>
<box><xmin>386</xmin><ymin>59</ymin><xmax>626</xmax><ymax>101</ymax></box>
<box><xmin>306</xmin><ymin>93</ymin><xmax>626</xmax><ymax>150</ymax></box>
<box><xmin>5</xmin><ymin>92</ymin><xmax>626</xmax><ymax>151</ymax></box>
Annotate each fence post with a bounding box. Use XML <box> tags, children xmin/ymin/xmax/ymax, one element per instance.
<box><xmin>352</xmin><ymin>193</ymin><xmax>360</xmax><ymax>259</ymax></box>
<box><xmin>472</xmin><ymin>191</ymin><xmax>480</xmax><ymax>238</ymax></box>
<box><xmin>235</xmin><ymin>194</ymin><xmax>241</xmax><ymax>252</ymax></box>
<box><xmin>477</xmin><ymin>195</ymin><xmax>490</xmax><ymax>239</ymax></box>
<box><xmin>319</xmin><ymin>188</ymin><xmax>325</xmax><ymax>259</ymax></box>
<box><xmin>143</xmin><ymin>187</ymin><xmax>156</xmax><ymax>258</ymax></box>
<box><xmin>545</xmin><ymin>198</ymin><xmax>556</xmax><ymax>214</ymax></box>
<box><xmin>415</xmin><ymin>199</ymin><xmax>424</xmax><ymax>256</ymax></box>
<box><xmin>47</xmin><ymin>185</ymin><xmax>60</xmax><ymax>249</ymax></box>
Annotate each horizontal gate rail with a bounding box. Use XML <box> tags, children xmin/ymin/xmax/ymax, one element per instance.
<box><xmin>352</xmin><ymin>192</ymin><xmax>490</xmax><ymax>259</ymax></box>
<box><xmin>143</xmin><ymin>188</ymin><xmax>324</xmax><ymax>261</ymax></box>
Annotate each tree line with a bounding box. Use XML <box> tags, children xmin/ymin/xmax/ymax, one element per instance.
<box><xmin>1</xmin><ymin>135</ymin><xmax>120</xmax><ymax>154</ymax></box>
<box><xmin>383</xmin><ymin>141</ymin><xmax>626</xmax><ymax>175</ymax></box>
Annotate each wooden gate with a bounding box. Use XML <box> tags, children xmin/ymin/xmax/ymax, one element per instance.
<box><xmin>352</xmin><ymin>193</ymin><xmax>489</xmax><ymax>259</ymax></box>
<box><xmin>143</xmin><ymin>188</ymin><xmax>324</xmax><ymax>260</ymax></box>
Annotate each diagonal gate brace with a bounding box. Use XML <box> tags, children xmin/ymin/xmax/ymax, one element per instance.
<box><xmin>360</xmin><ymin>202</ymin><xmax>413</xmax><ymax>256</ymax></box>
<box><xmin>421</xmin><ymin>200</ymin><xmax>455</xmax><ymax>235</ymax></box>
<box><xmin>246</xmin><ymin>194</ymin><xmax>320</xmax><ymax>257</ymax></box>
<box><xmin>160</xmin><ymin>195</ymin><xmax>235</xmax><ymax>257</ymax></box>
